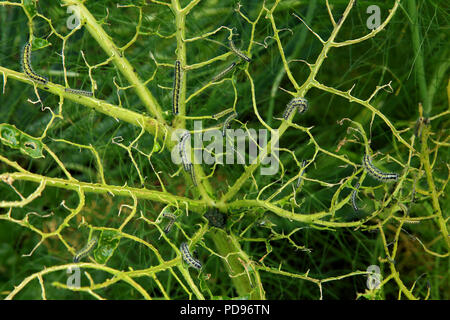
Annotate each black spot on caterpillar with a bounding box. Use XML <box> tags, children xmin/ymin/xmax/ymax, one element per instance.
<box><xmin>22</xmin><ymin>41</ymin><xmax>48</xmax><ymax>84</ymax></box>
<box><xmin>173</xmin><ymin>60</ymin><xmax>182</xmax><ymax>115</ymax></box>
<box><xmin>222</xmin><ymin>112</ymin><xmax>237</xmax><ymax>136</ymax></box>
<box><xmin>180</xmin><ymin>242</ymin><xmax>202</xmax><ymax>270</ymax></box>
<box><xmin>229</xmin><ymin>38</ymin><xmax>251</xmax><ymax>62</ymax></box>
<box><xmin>211</xmin><ymin>62</ymin><xmax>237</xmax><ymax>83</ymax></box>
<box><xmin>362</xmin><ymin>153</ymin><xmax>399</xmax><ymax>181</ymax></box>
<box><xmin>65</xmin><ymin>88</ymin><xmax>93</xmax><ymax>97</ymax></box>
<box><xmin>296</xmin><ymin>160</ymin><xmax>307</xmax><ymax>188</ymax></box>
<box><xmin>283</xmin><ymin>97</ymin><xmax>308</xmax><ymax>120</ymax></box>
<box><xmin>351</xmin><ymin>182</ymin><xmax>360</xmax><ymax>211</ymax></box>
<box><xmin>179</xmin><ymin>131</ymin><xmax>191</xmax><ymax>171</ymax></box>
<box><xmin>204</xmin><ymin>208</ymin><xmax>226</xmax><ymax>229</ymax></box>
<box><xmin>73</xmin><ymin>237</ymin><xmax>97</xmax><ymax>263</ymax></box>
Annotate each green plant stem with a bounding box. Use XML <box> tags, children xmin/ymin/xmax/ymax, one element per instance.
<box><xmin>407</xmin><ymin>0</ymin><xmax>431</xmax><ymax>116</ymax></box>
<box><xmin>209</xmin><ymin>229</ymin><xmax>265</xmax><ymax>299</ymax></box>
<box><xmin>61</xmin><ymin>0</ymin><xmax>165</xmax><ymax>122</ymax></box>
<box><xmin>266</xmin><ymin>0</ymin><xmax>317</xmax><ymax>126</ymax></box>
<box><xmin>419</xmin><ymin>125</ymin><xmax>450</xmax><ymax>249</ymax></box>
<box><xmin>0</xmin><ymin>169</ymin><xmax>206</xmax><ymax>213</ymax></box>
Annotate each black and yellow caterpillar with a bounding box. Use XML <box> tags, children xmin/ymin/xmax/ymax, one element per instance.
<box><xmin>21</xmin><ymin>41</ymin><xmax>48</xmax><ymax>84</ymax></box>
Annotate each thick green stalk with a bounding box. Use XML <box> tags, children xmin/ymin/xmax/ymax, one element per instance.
<box><xmin>62</xmin><ymin>0</ymin><xmax>166</xmax><ymax>122</ymax></box>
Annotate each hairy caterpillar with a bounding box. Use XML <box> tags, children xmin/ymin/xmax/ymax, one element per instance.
<box><xmin>73</xmin><ymin>237</ymin><xmax>97</xmax><ymax>263</ymax></box>
<box><xmin>362</xmin><ymin>153</ymin><xmax>399</xmax><ymax>181</ymax></box>
<box><xmin>22</xmin><ymin>41</ymin><xmax>48</xmax><ymax>84</ymax></box>
<box><xmin>173</xmin><ymin>60</ymin><xmax>182</xmax><ymax>115</ymax></box>
<box><xmin>212</xmin><ymin>108</ymin><xmax>234</xmax><ymax>120</ymax></box>
<box><xmin>296</xmin><ymin>160</ymin><xmax>307</xmax><ymax>188</ymax></box>
<box><xmin>65</xmin><ymin>88</ymin><xmax>93</xmax><ymax>97</ymax></box>
<box><xmin>229</xmin><ymin>38</ymin><xmax>251</xmax><ymax>62</ymax></box>
<box><xmin>162</xmin><ymin>210</ymin><xmax>177</xmax><ymax>234</ymax></box>
<box><xmin>222</xmin><ymin>112</ymin><xmax>237</xmax><ymax>136</ymax></box>
<box><xmin>211</xmin><ymin>62</ymin><xmax>237</xmax><ymax>83</ymax></box>
<box><xmin>351</xmin><ymin>182</ymin><xmax>360</xmax><ymax>211</ymax></box>
<box><xmin>180</xmin><ymin>242</ymin><xmax>202</xmax><ymax>270</ymax></box>
<box><xmin>179</xmin><ymin>131</ymin><xmax>191</xmax><ymax>171</ymax></box>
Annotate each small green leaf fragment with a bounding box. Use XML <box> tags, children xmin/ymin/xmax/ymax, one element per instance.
<box><xmin>32</xmin><ymin>37</ymin><xmax>51</xmax><ymax>50</ymax></box>
<box><xmin>23</xmin><ymin>0</ymin><xmax>37</xmax><ymax>17</ymax></box>
<box><xmin>19</xmin><ymin>134</ymin><xmax>44</xmax><ymax>158</ymax></box>
<box><xmin>93</xmin><ymin>230</ymin><xmax>121</xmax><ymax>264</ymax></box>
<box><xmin>0</xmin><ymin>124</ymin><xmax>21</xmax><ymax>148</ymax></box>
<box><xmin>152</xmin><ymin>142</ymin><xmax>161</xmax><ymax>153</ymax></box>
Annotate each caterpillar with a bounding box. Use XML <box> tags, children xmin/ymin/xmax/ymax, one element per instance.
<box><xmin>362</xmin><ymin>153</ymin><xmax>399</xmax><ymax>181</ymax></box>
<box><xmin>179</xmin><ymin>131</ymin><xmax>191</xmax><ymax>171</ymax></box>
<box><xmin>229</xmin><ymin>38</ymin><xmax>251</xmax><ymax>62</ymax></box>
<box><xmin>65</xmin><ymin>88</ymin><xmax>93</xmax><ymax>97</ymax></box>
<box><xmin>211</xmin><ymin>62</ymin><xmax>237</xmax><ymax>83</ymax></box>
<box><xmin>162</xmin><ymin>210</ymin><xmax>177</xmax><ymax>234</ymax></box>
<box><xmin>351</xmin><ymin>182</ymin><xmax>360</xmax><ymax>212</ymax></box>
<box><xmin>296</xmin><ymin>160</ymin><xmax>307</xmax><ymax>188</ymax></box>
<box><xmin>180</xmin><ymin>242</ymin><xmax>202</xmax><ymax>270</ymax></box>
<box><xmin>283</xmin><ymin>97</ymin><xmax>308</xmax><ymax>120</ymax></box>
<box><xmin>22</xmin><ymin>41</ymin><xmax>48</xmax><ymax>84</ymax></box>
<box><xmin>73</xmin><ymin>237</ymin><xmax>97</xmax><ymax>263</ymax></box>
<box><xmin>212</xmin><ymin>108</ymin><xmax>234</xmax><ymax>120</ymax></box>
<box><xmin>222</xmin><ymin>112</ymin><xmax>237</xmax><ymax>136</ymax></box>
<box><xmin>173</xmin><ymin>60</ymin><xmax>182</xmax><ymax>115</ymax></box>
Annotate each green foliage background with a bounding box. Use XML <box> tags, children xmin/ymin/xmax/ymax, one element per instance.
<box><xmin>0</xmin><ymin>0</ymin><xmax>448</xmax><ymax>300</ymax></box>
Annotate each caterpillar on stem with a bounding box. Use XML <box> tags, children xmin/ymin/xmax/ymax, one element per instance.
<box><xmin>212</xmin><ymin>108</ymin><xmax>234</xmax><ymax>120</ymax></box>
<box><xmin>229</xmin><ymin>38</ymin><xmax>251</xmax><ymax>62</ymax></box>
<box><xmin>283</xmin><ymin>97</ymin><xmax>308</xmax><ymax>120</ymax></box>
<box><xmin>173</xmin><ymin>60</ymin><xmax>182</xmax><ymax>115</ymax></box>
<box><xmin>22</xmin><ymin>41</ymin><xmax>48</xmax><ymax>84</ymax></box>
<box><xmin>211</xmin><ymin>62</ymin><xmax>237</xmax><ymax>83</ymax></box>
<box><xmin>362</xmin><ymin>153</ymin><xmax>398</xmax><ymax>181</ymax></box>
<box><xmin>65</xmin><ymin>88</ymin><xmax>93</xmax><ymax>97</ymax></box>
<box><xmin>179</xmin><ymin>131</ymin><xmax>191</xmax><ymax>171</ymax></box>
<box><xmin>73</xmin><ymin>237</ymin><xmax>97</xmax><ymax>263</ymax></box>
<box><xmin>222</xmin><ymin>112</ymin><xmax>237</xmax><ymax>136</ymax></box>
<box><xmin>180</xmin><ymin>242</ymin><xmax>202</xmax><ymax>270</ymax></box>
<box><xmin>351</xmin><ymin>182</ymin><xmax>360</xmax><ymax>211</ymax></box>
<box><xmin>162</xmin><ymin>210</ymin><xmax>177</xmax><ymax>234</ymax></box>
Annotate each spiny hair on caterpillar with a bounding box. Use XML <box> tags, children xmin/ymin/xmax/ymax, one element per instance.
<box><xmin>222</xmin><ymin>112</ymin><xmax>238</xmax><ymax>136</ymax></box>
<box><xmin>179</xmin><ymin>131</ymin><xmax>191</xmax><ymax>171</ymax></box>
<box><xmin>180</xmin><ymin>242</ymin><xmax>202</xmax><ymax>270</ymax></box>
<box><xmin>65</xmin><ymin>88</ymin><xmax>93</xmax><ymax>97</ymax></box>
<box><xmin>172</xmin><ymin>60</ymin><xmax>182</xmax><ymax>115</ymax></box>
<box><xmin>22</xmin><ymin>41</ymin><xmax>48</xmax><ymax>84</ymax></box>
<box><xmin>362</xmin><ymin>153</ymin><xmax>399</xmax><ymax>181</ymax></box>
<box><xmin>73</xmin><ymin>237</ymin><xmax>98</xmax><ymax>263</ymax></box>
